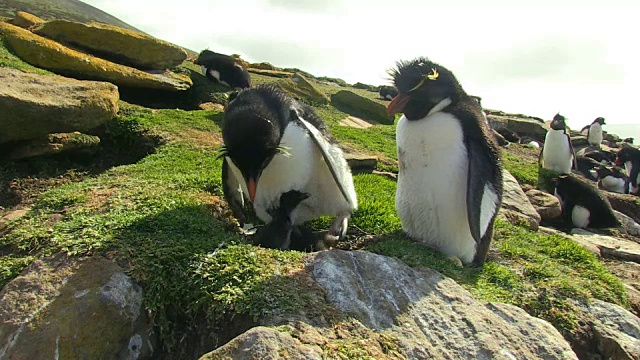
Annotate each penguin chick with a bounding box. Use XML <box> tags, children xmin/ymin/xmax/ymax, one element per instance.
<box><xmin>387</xmin><ymin>56</ymin><xmax>503</xmax><ymax>266</ymax></box>
<box><xmin>253</xmin><ymin>190</ymin><xmax>309</xmax><ymax>249</ymax></box>
<box><xmin>596</xmin><ymin>165</ymin><xmax>630</xmax><ymax>194</ymax></box>
<box><xmin>616</xmin><ymin>147</ymin><xmax>640</xmax><ymax>194</ymax></box>
<box><xmin>194</xmin><ymin>50</ymin><xmax>251</xmax><ymax>89</ymax></box>
<box><xmin>554</xmin><ymin>174</ymin><xmax>619</xmax><ymax>229</ymax></box>
<box><xmin>539</xmin><ymin>113</ymin><xmax>577</xmax><ymax>174</ymax></box>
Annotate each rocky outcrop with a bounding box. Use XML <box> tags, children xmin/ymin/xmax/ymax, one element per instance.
<box><xmin>1</xmin><ymin>132</ymin><xmax>101</xmax><ymax>160</ymax></box>
<box><xmin>606</xmin><ymin>192</ymin><xmax>640</xmax><ymax>224</ymax></box>
<box><xmin>274</xmin><ymin>74</ymin><xmax>329</xmax><ymax>104</ymax></box>
<box><xmin>0</xmin><ymin>254</ymin><xmax>156</xmax><ymax>359</ymax></box>
<box><xmin>0</xmin><ymin>68</ymin><xmax>118</xmax><ymax>144</ymax></box>
<box><xmin>571</xmin><ymin>228</ymin><xmax>640</xmax><ymax>263</ymax></box>
<box><xmin>486</xmin><ymin>110</ymin><xmax>547</xmax><ymax>141</ymax></box>
<box><xmin>307</xmin><ymin>250</ymin><xmax>577</xmax><ymax>359</ymax></box>
<box><xmin>0</xmin><ymin>22</ymin><xmax>192</xmax><ymax>91</ymax></box>
<box><xmin>33</xmin><ymin>20</ymin><xmax>187</xmax><ymax>70</ymax></box>
<box><xmin>249</xmin><ymin>62</ymin><xmax>277</xmax><ymax>70</ymax></box>
<box><xmin>10</xmin><ymin>11</ymin><xmax>44</xmax><ymax>29</ymax></box>
<box><xmin>345</xmin><ymin>153</ymin><xmax>378</xmax><ymax>174</ymax></box>
<box><xmin>614</xmin><ymin>211</ymin><xmax>640</xmax><ymax>236</ymax></box>
<box><xmin>331</xmin><ymin>90</ymin><xmax>394</xmax><ymax>124</ymax></box>
<box><xmin>526</xmin><ymin>188</ymin><xmax>562</xmax><ymax>221</ymax></box>
<box><xmin>580</xmin><ymin>300</ymin><xmax>640</xmax><ymax>360</ymax></box>
<box><xmin>500</xmin><ymin>169</ymin><xmax>541</xmax><ymax>230</ymax></box>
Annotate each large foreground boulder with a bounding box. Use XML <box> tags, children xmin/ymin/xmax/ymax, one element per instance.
<box><xmin>274</xmin><ymin>74</ymin><xmax>329</xmax><ymax>104</ymax></box>
<box><xmin>0</xmin><ymin>22</ymin><xmax>192</xmax><ymax>91</ymax></box>
<box><xmin>331</xmin><ymin>90</ymin><xmax>395</xmax><ymax>124</ymax></box>
<box><xmin>33</xmin><ymin>20</ymin><xmax>187</xmax><ymax>70</ymax></box>
<box><xmin>0</xmin><ymin>254</ymin><xmax>157</xmax><ymax>359</ymax></box>
<box><xmin>0</xmin><ymin>68</ymin><xmax>118</xmax><ymax>144</ymax></box>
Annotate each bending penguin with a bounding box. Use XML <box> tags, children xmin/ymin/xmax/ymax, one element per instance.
<box><xmin>387</xmin><ymin>57</ymin><xmax>503</xmax><ymax>266</ymax></box>
<box><xmin>539</xmin><ymin>113</ymin><xmax>577</xmax><ymax>174</ymax></box>
<box><xmin>586</xmin><ymin>117</ymin><xmax>606</xmax><ymax>147</ymax></box>
<box><xmin>554</xmin><ymin>174</ymin><xmax>619</xmax><ymax>229</ymax></box>
<box><xmin>221</xmin><ymin>85</ymin><xmax>358</xmax><ymax>249</ymax></box>
<box><xmin>615</xmin><ymin>147</ymin><xmax>640</xmax><ymax>194</ymax></box>
<box><xmin>194</xmin><ymin>50</ymin><xmax>251</xmax><ymax>89</ymax></box>
<box><xmin>596</xmin><ymin>166</ymin><xmax>630</xmax><ymax>194</ymax></box>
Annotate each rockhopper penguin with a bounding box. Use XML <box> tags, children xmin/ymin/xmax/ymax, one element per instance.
<box><xmin>596</xmin><ymin>165</ymin><xmax>630</xmax><ymax>194</ymax></box>
<box><xmin>586</xmin><ymin>117</ymin><xmax>606</xmax><ymax>147</ymax></box>
<box><xmin>539</xmin><ymin>113</ymin><xmax>577</xmax><ymax>174</ymax></box>
<box><xmin>387</xmin><ymin>57</ymin><xmax>503</xmax><ymax>265</ymax></box>
<box><xmin>194</xmin><ymin>50</ymin><xmax>251</xmax><ymax>89</ymax></box>
<box><xmin>221</xmin><ymin>85</ymin><xmax>358</xmax><ymax>249</ymax></box>
<box><xmin>554</xmin><ymin>174</ymin><xmax>619</xmax><ymax>229</ymax></box>
<box><xmin>616</xmin><ymin>147</ymin><xmax>640</xmax><ymax>194</ymax></box>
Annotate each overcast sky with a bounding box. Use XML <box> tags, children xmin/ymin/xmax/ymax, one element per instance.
<box><xmin>82</xmin><ymin>0</ymin><xmax>639</xmax><ymax>128</ymax></box>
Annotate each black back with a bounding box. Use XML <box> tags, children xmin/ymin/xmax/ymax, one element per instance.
<box><xmin>379</xmin><ymin>85</ymin><xmax>398</xmax><ymax>100</ymax></box>
<box><xmin>575</xmin><ymin>155</ymin><xmax>600</xmax><ymax>181</ymax></box>
<box><xmin>253</xmin><ymin>190</ymin><xmax>309</xmax><ymax>249</ymax></box>
<box><xmin>584</xmin><ymin>150</ymin><xmax>616</xmax><ymax>164</ymax></box>
<box><xmin>496</xmin><ymin>128</ymin><xmax>520</xmax><ymax>143</ymax></box>
<box><xmin>616</xmin><ymin>147</ymin><xmax>640</xmax><ymax>188</ymax></box>
<box><xmin>195</xmin><ymin>50</ymin><xmax>251</xmax><ymax>89</ymax></box>
<box><xmin>555</xmin><ymin>174</ymin><xmax>619</xmax><ymax>228</ymax></box>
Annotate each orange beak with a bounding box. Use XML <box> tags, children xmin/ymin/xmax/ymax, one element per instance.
<box><xmin>387</xmin><ymin>93</ymin><xmax>410</xmax><ymax>116</ymax></box>
<box><xmin>248</xmin><ymin>178</ymin><xmax>257</xmax><ymax>202</ymax></box>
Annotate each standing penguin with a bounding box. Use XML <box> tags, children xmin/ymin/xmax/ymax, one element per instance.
<box><xmin>554</xmin><ymin>174</ymin><xmax>619</xmax><ymax>229</ymax></box>
<box><xmin>539</xmin><ymin>113</ymin><xmax>577</xmax><ymax>174</ymax></box>
<box><xmin>387</xmin><ymin>57</ymin><xmax>503</xmax><ymax>266</ymax></box>
<box><xmin>194</xmin><ymin>50</ymin><xmax>251</xmax><ymax>89</ymax></box>
<box><xmin>586</xmin><ymin>117</ymin><xmax>606</xmax><ymax>147</ymax></box>
<box><xmin>221</xmin><ymin>85</ymin><xmax>358</xmax><ymax>249</ymax></box>
<box><xmin>596</xmin><ymin>166</ymin><xmax>630</xmax><ymax>194</ymax></box>
<box><xmin>615</xmin><ymin>147</ymin><xmax>640</xmax><ymax>194</ymax></box>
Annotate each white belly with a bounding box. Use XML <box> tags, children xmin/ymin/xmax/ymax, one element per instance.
<box><xmin>601</xmin><ymin>176</ymin><xmax>626</xmax><ymax>194</ymax></box>
<box><xmin>588</xmin><ymin>123</ymin><xmax>603</xmax><ymax>146</ymax></box>
<box><xmin>572</xmin><ymin>205</ymin><xmax>590</xmax><ymax>228</ymax></box>
<box><xmin>395</xmin><ymin>112</ymin><xmax>476</xmax><ymax>264</ymax></box>
<box><xmin>253</xmin><ymin>123</ymin><xmax>353</xmax><ymax>224</ymax></box>
<box><xmin>541</xmin><ymin>130</ymin><xmax>572</xmax><ymax>173</ymax></box>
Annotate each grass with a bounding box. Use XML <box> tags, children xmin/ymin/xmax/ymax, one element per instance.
<box><xmin>0</xmin><ymin>35</ymin><xmax>630</xmax><ymax>357</ymax></box>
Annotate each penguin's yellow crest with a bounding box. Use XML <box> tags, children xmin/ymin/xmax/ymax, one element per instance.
<box><xmin>427</xmin><ymin>68</ymin><xmax>439</xmax><ymax>80</ymax></box>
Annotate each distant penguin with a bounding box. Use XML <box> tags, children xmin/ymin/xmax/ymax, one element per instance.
<box><xmin>539</xmin><ymin>113</ymin><xmax>576</xmax><ymax>174</ymax></box>
<box><xmin>615</xmin><ymin>147</ymin><xmax>640</xmax><ymax>194</ymax></box>
<box><xmin>574</xmin><ymin>155</ymin><xmax>601</xmax><ymax>181</ymax></box>
<box><xmin>496</xmin><ymin>128</ymin><xmax>520</xmax><ymax>143</ymax></box>
<box><xmin>252</xmin><ymin>190</ymin><xmax>309</xmax><ymax>249</ymax></box>
<box><xmin>554</xmin><ymin>174</ymin><xmax>619</xmax><ymax>229</ymax></box>
<box><xmin>387</xmin><ymin>57</ymin><xmax>503</xmax><ymax>265</ymax></box>
<box><xmin>596</xmin><ymin>166</ymin><xmax>630</xmax><ymax>194</ymax></box>
<box><xmin>586</xmin><ymin>117</ymin><xmax>606</xmax><ymax>147</ymax></box>
<box><xmin>221</xmin><ymin>85</ymin><xmax>358</xmax><ymax>247</ymax></box>
<box><xmin>379</xmin><ymin>85</ymin><xmax>398</xmax><ymax>101</ymax></box>
<box><xmin>194</xmin><ymin>50</ymin><xmax>251</xmax><ymax>89</ymax></box>
<box><xmin>491</xmin><ymin>129</ymin><xmax>509</xmax><ymax>147</ymax></box>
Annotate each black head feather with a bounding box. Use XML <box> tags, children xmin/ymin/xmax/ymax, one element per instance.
<box><xmin>550</xmin><ymin>113</ymin><xmax>567</xmax><ymax>131</ymax></box>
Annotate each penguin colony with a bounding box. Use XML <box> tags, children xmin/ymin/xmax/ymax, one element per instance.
<box><xmin>211</xmin><ymin>47</ymin><xmax>633</xmax><ymax>265</ymax></box>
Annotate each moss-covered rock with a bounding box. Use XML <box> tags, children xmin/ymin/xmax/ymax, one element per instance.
<box><xmin>331</xmin><ymin>90</ymin><xmax>395</xmax><ymax>124</ymax></box>
<box><xmin>0</xmin><ymin>22</ymin><xmax>192</xmax><ymax>91</ymax></box>
<box><xmin>10</xmin><ymin>11</ymin><xmax>44</xmax><ymax>29</ymax></box>
<box><xmin>250</xmin><ymin>61</ymin><xmax>277</xmax><ymax>70</ymax></box>
<box><xmin>2</xmin><ymin>132</ymin><xmax>101</xmax><ymax>160</ymax></box>
<box><xmin>274</xmin><ymin>73</ymin><xmax>330</xmax><ymax>105</ymax></box>
<box><xmin>248</xmin><ymin>68</ymin><xmax>293</xmax><ymax>78</ymax></box>
<box><xmin>33</xmin><ymin>20</ymin><xmax>187</xmax><ymax>70</ymax></box>
<box><xmin>353</xmin><ymin>82</ymin><xmax>379</xmax><ymax>92</ymax></box>
<box><xmin>0</xmin><ymin>67</ymin><xmax>118</xmax><ymax>144</ymax></box>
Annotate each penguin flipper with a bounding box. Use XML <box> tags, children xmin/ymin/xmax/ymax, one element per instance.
<box><xmin>630</xmin><ymin>162</ymin><xmax>640</xmax><ymax>188</ymax></box>
<box><xmin>466</xmin><ymin>138</ymin><xmax>502</xmax><ymax>262</ymax></box>
<box><xmin>293</xmin><ymin>113</ymin><xmax>358</xmax><ymax>210</ymax></box>
<box><xmin>222</xmin><ymin>157</ymin><xmax>253</xmax><ymax>225</ymax></box>
<box><xmin>566</xmin><ymin>133</ymin><xmax>578</xmax><ymax>170</ymax></box>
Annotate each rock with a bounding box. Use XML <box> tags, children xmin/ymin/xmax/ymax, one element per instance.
<box><xmin>580</xmin><ymin>300</ymin><xmax>640</xmax><ymax>360</ymax></box>
<box><xmin>0</xmin><ymin>68</ymin><xmax>118</xmax><ymax>144</ymax></box>
<box><xmin>487</xmin><ymin>113</ymin><xmax>547</xmax><ymax>142</ymax></box>
<box><xmin>33</xmin><ymin>20</ymin><xmax>187</xmax><ymax>70</ymax></box>
<box><xmin>197</xmin><ymin>102</ymin><xmax>225</xmax><ymax>111</ymax></box>
<box><xmin>571</xmin><ymin>136</ymin><xmax>589</xmax><ymax>147</ymax></box>
<box><xmin>500</xmin><ymin>169</ymin><xmax>541</xmax><ymax>231</ymax></box>
<box><xmin>606</xmin><ymin>192</ymin><xmax>640</xmax><ymax>224</ymax></box>
<box><xmin>614</xmin><ymin>210</ymin><xmax>640</xmax><ymax>236</ymax></box>
<box><xmin>526</xmin><ymin>189</ymin><xmax>562</xmax><ymax>221</ymax></box>
<box><xmin>10</xmin><ymin>11</ymin><xmax>44</xmax><ymax>29</ymax></box>
<box><xmin>539</xmin><ymin>226</ymin><xmax>602</xmax><ymax>256</ymax></box>
<box><xmin>571</xmin><ymin>228</ymin><xmax>640</xmax><ymax>263</ymax></box>
<box><xmin>1</xmin><ymin>132</ymin><xmax>100</xmax><ymax>160</ymax></box>
<box><xmin>0</xmin><ymin>254</ymin><xmax>157</xmax><ymax>359</ymax></box>
<box><xmin>274</xmin><ymin>74</ymin><xmax>329</xmax><ymax>104</ymax></box>
<box><xmin>345</xmin><ymin>154</ymin><xmax>378</xmax><ymax>174</ymax></box>
<box><xmin>331</xmin><ymin>90</ymin><xmax>394</xmax><ymax>124</ymax></box>
<box><xmin>0</xmin><ymin>22</ymin><xmax>192</xmax><ymax>91</ymax></box>
<box><xmin>249</xmin><ymin>62</ymin><xmax>277</xmax><ymax>71</ymax></box>
<box><xmin>247</xmin><ymin>68</ymin><xmax>293</xmax><ymax>78</ymax></box>
<box><xmin>604</xmin><ymin>132</ymin><xmax>621</xmax><ymax>143</ymax></box>
<box><xmin>230</xmin><ymin>54</ymin><xmax>250</xmax><ymax>69</ymax></box>
<box><xmin>339</xmin><ymin>115</ymin><xmax>373</xmax><ymax>129</ymax></box>
<box><xmin>199</xmin><ymin>326</ymin><xmax>323</xmax><ymax>360</ymax></box>
<box><xmin>352</xmin><ymin>82</ymin><xmax>378</xmax><ymax>92</ymax></box>
<box><xmin>308</xmin><ymin>250</ymin><xmax>577</xmax><ymax>359</ymax></box>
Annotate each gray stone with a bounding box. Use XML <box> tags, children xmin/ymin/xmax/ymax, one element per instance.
<box><xmin>606</xmin><ymin>192</ymin><xmax>640</xmax><ymax>225</ymax></box>
<box><xmin>614</xmin><ymin>210</ymin><xmax>640</xmax><ymax>236</ymax></box>
<box><xmin>570</xmin><ymin>228</ymin><xmax>640</xmax><ymax>263</ymax></box>
<box><xmin>307</xmin><ymin>250</ymin><xmax>577</xmax><ymax>359</ymax></box>
<box><xmin>526</xmin><ymin>189</ymin><xmax>562</xmax><ymax>221</ymax></box>
<box><xmin>0</xmin><ymin>254</ymin><xmax>156</xmax><ymax>359</ymax></box>
<box><xmin>487</xmin><ymin>112</ymin><xmax>547</xmax><ymax>141</ymax></box>
<box><xmin>500</xmin><ymin>169</ymin><xmax>541</xmax><ymax>231</ymax></box>
<box><xmin>0</xmin><ymin>68</ymin><xmax>118</xmax><ymax>144</ymax></box>
<box><xmin>345</xmin><ymin>153</ymin><xmax>378</xmax><ymax>174</ymax></box>
<box><xmin>580</xmin><ymin>300</ymin><xmax>640</xmax><ymax>360</ymax></box>
<box><xmin>199</xmin><ymin>326</ymin><xmax>323</xmax><ymax>360</ymax></box>
<box><xmin>331</xmin><ymin>90</ymin><xmax>395</xmax><ymax>124</ymax></box>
